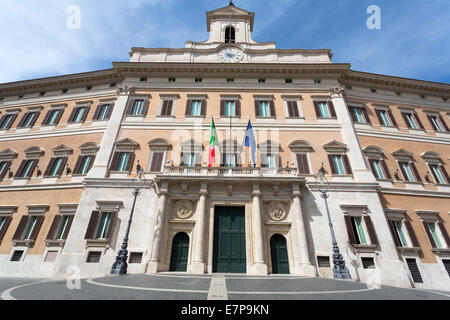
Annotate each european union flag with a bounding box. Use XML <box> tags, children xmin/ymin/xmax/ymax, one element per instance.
<box><xmin>243</xmin><ymin>120</ymin><xmax>256</xmax><ymax>167</ymax></box>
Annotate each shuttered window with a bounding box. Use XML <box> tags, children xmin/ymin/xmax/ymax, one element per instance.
<box><xmin>71</xmin><ymin>107</ymin><xmax>87</xmax><ymax>123</ymax></box>
<box><xmin>23</xmin><ymin>216</ymin><xmax>37</xmax><ymax>240</ymax></box>
<box><xmin>428</xmin><ymin>115</ymin><xmax>449</xmax><ymax>132</ymax></box>
<box><xmin>0</xmin><ymin>114</ymin><xmax>16</xmax><ymax>130</ymax></box>
<box><xmin>96</xmin><ymin>104</ymin><xmax>110</xmax><ymax>120</ymax></box>
<box><xmin>296</xmin><ymin>153</ymin><xmax>310</xmax><ymax>174</ymax></box>
<box><xmin>399</xmin><ymin>162</ymin><xmax>416</xmax><ymax>182</ymax></box>
<box><xmin>117</xmin><ymin>152</ymin><xmax>130</xmax><ymax>171</ymax></box>
<box><xmin>426</xmin><ymin>223</ymin><xmax>443</xmax><ymax>248</ymax></box>
<box><xmin>352</xmin><ymin>217</ymin><xmax>367</xmax><ymax>244</ymax></box>
<box><xmin>45</xmin><ymin>109</ymin><xmax>61</xmax><ymax>126</ymax></box>
<box><xmin>19</xmin><ymin>112</ymin><xmax>39</xmax><ymax>128</ymax></box>
<box><xmin>406</xmin><ymin>258</ymin><xmax>423</xmax><ymax>283</ymax></box>
<box><xmin>160</xmin><ymin>100</ymin><xmax>174</xmax><ymax>116</ymax></box>
<box><xmin>377</xmin><ymin>110</ymin><xmax>392</xmax><ymax>126</ymax></box>
<box><xmin>369</xmin><ymin>159</ymin><xmax>386</xmax><ymax>179</ymax></box>
<box><xmin>150</xmin><ymin>152</ymin><xmax>164</xmax><ymax>172</ymax></box>
<box><xmin>55</xmin><ymin>215</ymin><xmax>70</xmax><ymax>240</ymax></box>
<box><xmin>332</xmin><ymin>155</ymin><xmax>345</xmax><ymax>175</ymax></box>
<box><xmin>259</xmin><ymin>101</ymin><xmax>271</xmax><ymax>117</ymax></box>
<box><xmin>0</xmin><ymin>161</ymin><xmax>10</xmax><ymax>180</ymax></box>
<box><xmin>44</xmin><ymin>157</ymin><xmax>67</xmax><ymax>177</ymax></box>
<box><xmin>190</xmin><ymin>100</ymin><xmax>202</xmax><ymax>116</ymax></box>
<box><xmin>286</xmin><ymin>101</ymin><xmax>300</xmax><ymax>118</ymax></box>
<box><xmin>223</xmin><ymin>153</ymin><xmax>237</xmax><ymax>167</ymax></box>
<box><xmin>429</xmin><ymin>164</ymin><xmax>448</xmax><ymax>184</ymax></box>
<box><xmin>131</xmin><ymin>100</ymin><xmax>145</xmax><ymax>116</ymax></box>
<box><xmin>16</xmin><ymin>159</ymin><xmax>38</xmax><ymax>178</ymax></box>
<box><xmin>96</xmin><ymin>212</ymin><xmax>112</xmax><ymax>239</ymax></box>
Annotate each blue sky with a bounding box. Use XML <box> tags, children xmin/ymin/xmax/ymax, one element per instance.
<box><xmin>0</xmin><ymin>0</ymin><xmax>449</xmax><ymax>84</ymax></box>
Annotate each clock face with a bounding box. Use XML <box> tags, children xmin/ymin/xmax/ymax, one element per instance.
<box><xmin>219</xmin><ymin>49</ymin><xmax>244</xmax><ymax>63</ymax></box>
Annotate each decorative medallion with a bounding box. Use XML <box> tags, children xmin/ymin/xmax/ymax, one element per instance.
<box><xmin>219</xmin><ymin>48</ymin><xmax>244</xmax><ymax>63</ymax></box>
<box><xmin>267</xmin><ymin>201</ymin><xmax>286</xmax><ymax>221</ymax></box>
<box><xmin>174</xmin><ymin>200</ymin><xmax>194</xmax><ymax>219</ymax></box>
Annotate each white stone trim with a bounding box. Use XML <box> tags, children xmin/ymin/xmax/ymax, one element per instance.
<box><xmin>26</xmin><ymin>204</ymin><xmax>49</xmax><ymax>215</ymax></box>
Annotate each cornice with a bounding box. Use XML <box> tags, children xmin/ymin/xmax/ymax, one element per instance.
<box><xmin>0</xmin><ymin>125</ymin><xmax>107</xmax><ymax>142</ymax></box>
<box><xmin>0</xmin><ymin>182</ymin><xmax>83</xmax><ymax>192</ymax></box>
<box><xmin>379</xmin><ymin>187</ymin><xmax>450</xmax><ymax>198</ymax></box>
<box><xmin>355</xmin><ymin>127</ymin><xmax>450</xmax><ymax>145</ymax></box>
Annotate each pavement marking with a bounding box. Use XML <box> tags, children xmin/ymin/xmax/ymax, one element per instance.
<box><xmin>147</xmin><ymin>273</ymin><xmax>213</xmax><ymax>279</ymax></box>
<box><xmin>86</xmin><ymin>277</ymin><xmax>208</xmax><ymax>294</ymax></box>
<box><xmin>228</xmin><ymin>287</ymin><xmax>376</xmax><ymax>295</ymax></box>
<box><xmin>207</xmin><ymin>274</ymin><xmax>228</xmax><ymax>300</ymax></box>
<box><xmin>1</xmin><ymin>280</ymin><xmax>54</xmax><ymax>300</ymax></box>
<box><xmin>410</xmin><ymin>288</ymin><xmax>450</xmax><ymax>299</ymax></box>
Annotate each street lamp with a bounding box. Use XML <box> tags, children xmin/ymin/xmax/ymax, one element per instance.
<box><xmin>315</xmin><ymin>163</ymin><xmax>352</xmax><ymax>279</ymax></box>
<box><xmin>111</xmin><ymin>168</ymin><xmax>159</xmax><ymax>275</ymax></box>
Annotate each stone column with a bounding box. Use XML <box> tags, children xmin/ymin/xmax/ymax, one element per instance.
<box><xmin>292</xmin><ymin>184</ymin><xmax>316</xmax><ymax>276</ymax></box>
<box><xmin>329</xmin><ymin>88</ymin><xmax>375</xmax><ymax>183</ymax></box>
<box><xmin>147</xmin><ymin>183</ymin><xmax>168</xmax><ymax>273</ymax></box>
<box><xmin>191</xmin><ymin>183</ymin><xmax>208</xmax><ymax>274</ymax></box>
<box><xmin>251</xmin><ymin>184</ymin><xmax>268</xmax><ymax>275</ymax></box>
<box><xmin>87</xmin><ymin>86</ymin><xmax>131</xmax><ymax>179</ymax></box>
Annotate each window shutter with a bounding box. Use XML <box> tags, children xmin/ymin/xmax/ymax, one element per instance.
<box><xmin>269</xmin><ymin>101</ymin><xmax>276</xmax><ymax>117</ymax></box>
<box><xmin>387</xmin><ymin>110</ymin><xmax>398</xmax><ymax>127</ymax></box>
<box><xmin>398</xmin><ymin>162</ymin><xmax>408</xmax><ymax>181</ymax></box>
<box><xmin>44</xmin><ymin>158</ymin><xmax>56</xmax><ymax>176</ymax></box>
<box><xmin>438</xmin><ymin>115</ymin><xmax>450</xmax><ymax>132</ymax></box>
<box><xmin>93</xmin><ymin>104</ymin><xmax>102</xmax><ymax>120</ymax></box>
<box><xmin>296</xmin><ymin>154</ymin><xmax>309</xmax><ymax>174</ymax></box>
<box><xmin>328</xmin><ymin>155</ymin><xmax>336</xmax><ymax>174</ymax></box>
<box><xmin>110</xmin><ymin>152</ymin><xmax>120</xmax><ymax>171</ymax></box>
<box><xmin>327</xmin><ymin>101</ymin><xmax>336</xmax><ymax>118</ymax></box>
<box><xmin>28</xmin><ymin>112</ymin><xmax>39</xmax><ymax>128</ymax></box>
<box><xmin>27</xmin><ymin>159</ymin><xmax>39</xmax><ymax>178</ymax></box>
<box><xmin>0</xmin><ymin>115</ymin><xmax>5</xmax><ymax>128</ymax></box>
<box><xmin>14</xmin><ymin>160</ymin><xmax>27</xmax><ymax>178</ymax></box>
<box><xmin>57</xmin><ymin>157</ymin><xmax>68</xmax><ymax>176</ymax></box>
<box><xmin>17</xmin><ymin>113</ymin><xmax>28</xmax><ymax>128</ymax></box>
<box><xmin>348</xmin><ymin>107</ymin><xmax>357</xmax><ymax>122</ymax></box>
<box><xmin>150</xmin><ymin>152</ymin><xmax>164</xmax><ymax>172</ymax></box>
<box><xmin>29</xmin><ymin>216</ymin><xmax>44</xmax><ymax>241</ymax></box>
<box><xmin>62</xmin><ymin>215</ymin><xmax>74</xmax><ymax>240</ymax></box>
<box><xmin>293</xmin><ymin>101</ymin><xmax>300</xmax><ymax>118</ymax></box>
<box><xmin>220</xmin><ymin>100</ymin><xmax>225</xmax><ymax>116</ymax></box>
<box><xmin>381</xmin><ymin>160</ymin><xmax>392</xmax><ymax>180</ymax></box>
<box><xmin>410</xmin><ymin>162</ymin><xmax>422</xmax><ymax>182</ymax></box>
<box><xmin>87</xmin><ymin>155</ymin><xmax>95</xmax><ymax>172</ymax></box>
<box><xmin>344</xmin><ymin>216</ymin><xmax>357</xmax><ymax>245</ymax></box>
<box><xmin>0</xmin><ymin>161</ymin><xmax>11</xmax><ymax>181</ymax></box>
<box><xmin>73</xmin><ymin>156</ymin><xmax>83</xmax><ymax>175</ymax></box>
<box><xmin>5</xmin><ymin>114</ymin><xmax>17</xmax><ymax>129</ymax></box>
<box><xmin>364</xmin><ymin>216</ymin><xmax>379</xmax><ymax>245</ymax></box>
<box><xmin>84</xmin><ymin>211</ymin><xmax>100</xmax><ymax>240</ymax></box>
<box><xmin>388</xmin><ymin>220</ymin><xmax>402</xmax><ymax>247</ymax></box>
<box><xmin>46</xmin><ymin>215</ymin><xmax>61</xmax><ymax>240</ymax></box>
<box><xmin>438</xmin><ymin>222</ymin><xmax>450</xmax><ymax>248</ymax></box>
<box><xmin>180</xmin><ymin>152</ymin><xmax>185</xmax><ymax>166</ymax></box>
<box><xmin>68</xmin><ymin>107</ymin><xmax>78</xmax><ymax>123</ymax></box>
<box><xmin>362</xmin><ymin>107</ymin><xmax>371</xmax><ymax>125</ymax></box>
<box><xmin>375</xmin><ymin>110</ymin><xmax>384</xmax><ymax>125</ymax></box>
<box><xmin>401</xmin><ymin>112</ymin><xmax>411</xmax><ymax>128</ymax></box>
<box><xmin>106</xmin><ymin>103</ymin><xmax>115</xmax><ymax>119</ymax></box>
<box><xmin>422</xmin><ymin>221</ymin><xmax>437</xmax><ymax>248</ymax></box>
<box><xmin>12</xmin><ymin>216</ymin><xmax>29</xmax><ymax>240</ymax></box>
<box><xmin>221</xmin><ymin>153</ymin><xmax>226</xmax><ymax>167</ymax></box>
<box><xmin>427</xmin><ymin>115</ymin><xmax>438</xmax><ymax>131</ymax></box>
<box><xmin>404</xmin><ymin>220</ymin><xmax>420</xmax><ymax>247</ymax></box>
<box><xmin>254</xmin><ymin>101</ymin><xmax>260</xmax><ymax>117</ymax></box>
<box><xmin>0</xmin><ymin>216</ymin><xmax>12</xmax><ymax>242</ymax></box>
<box><xmin>201</xmin><ymin>100</ymin><xmax>207</xmax><ymax>116</ymax></box>
<box><xmin>80</xmin><ymin>106</ymin><xmax>90</xmax><ymax>123</ymax></box>
<box><xmin>106</xmin><ymin>211</ymin><xmax>118</xmax><ymax>240</ymax></box>
<box><xmin>429</xmin><ymin>164</ymin><xmax>440</xmax><ymax>184</ymax></box>
<box><xmin>342</xmin><ymin>154</ymin><xmax>353</xmax><ymax>175</ymax></box>
<box><xmin>440</xmin><ymin>165</ymin><xmax>450</xmax><ymax>184</ymax></box>
<box><xmin>125</xmin><ymin>152</ymin><xmax>135</xmax><ymax>172</ymax></box>
<box><xmin>368</xmin><ymin>159</ymin><xmax>377</xmax><ymax>177</ymax></box>
<box><xmin>141</xmin><ymin>99</ymin><xmax>150</xmax><ymax>116</ymax></box>
<box><xmin>313</xmin><ymin>101</ymin><xmax>320</xmax><ymax>118</ymax></box>
<box><xmin>166</xmin><ymin>100</ymin><xmax>174</xmax><ymax>115</ymax></box>
<box><xmin>41</xmin><ymin>110</ymin><xmax>52</xmax><ymax>126</ymax></box>
<box><xmin>160</xmin><ymin>100</ymin><xmax>168</xmax><ymax>116</ymax></box>
<box><xmin>414</xmin><ymin>113</ymin><xmax>425</xmax><ymax>130</ymax></box>
<box><xmin>184</xmin><ymin>100</ymin><xmax>192</xmax><ymax>116</ymax></box>
<box><xmin>125</xmin><ymin>98</ymin><xmax>135</xmax><ymax>115</ymax></box>
<box><xmin>235</xmin><ymin>100</ymin><xmax>241</xmax><ymax>117</ymax></box>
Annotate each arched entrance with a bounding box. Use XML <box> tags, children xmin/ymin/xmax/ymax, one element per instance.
<box><xmin>270</xmin><ymin>234</ymin><xmax>290</xmax><ymax>274</ymax></box>
<box><xmin>169</xmin><ymin>232</ymin><xmax>189</xmax><ymax>272</ymax></box>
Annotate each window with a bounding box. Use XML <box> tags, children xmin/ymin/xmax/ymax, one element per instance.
<box><xmin>398</xmin><ymin>161</ymin><xmax>420</xmax><ymax>182</ymax></box>
<box><xmin>329</xmin><ymin>155</ymin><xmax>352</xmax><ymax>175</ymax></box>
<box><xmin>44</xmin><ymin>251</ymin><xmax>58</xmax><ymax>262</ymax></box>
<box><xmin>168</xmin><ymin>77</ymin><xmax>176</xmax><ymax>82</ymax></box>
<box><xmin>46</xmin><ymin>214</ymin><xmax>74</xmax><ymax>241</ymax></box>
<box><xmin>149</xmin><ymin>152</ymin><xmax>164</xmax><ymax>172</ymax></box>
<box><xmin>19</xmin><ymin>112</ymin><xmax>39</xmax><ymax>128</ymax></box>
<box><xmin>86</xmin><ymin>251</ymin><xmax>101</xmax><ymax>263</ymax></box>
<box><xmin>97</xmin><ymin>104</ymin><xmax>110</xmax><ymax>121</ymax></box>
<box><xmin>159</xmin><ymin>100</ymin><xmax>174</xmax><ymax>116</ymax></box>
<box><xmin>258</xmin><ymin>78</ymin><xmax>266</xmax><ymax>83</ymax></box>
<box><xmin>344</xmin><ymin>214</ymin><xmax>379</xmax><ymax>246</ymax></box>
<box><xmin>223</xmin><ymin>153</ymin><xmax>237</xmax><ymax>167</ymax></box>
<box><xmin>376</xmin><ymin>109</ymin><xmax>397</xmax><ymax>127</ymax></box>
<box><xmin>0</xmin><ymin>217</ymin><xmax>5</xmax><ymax>231</ymax></box>
<box><xmin>117</xmin><ymin>152</ymin><xmax>131</xmax><ymax>171</ymax></box>
<box><xmin>72</xmin><ymin>107</ymin><xmax>87</xmax><ymax>123</ymax></box>
<box><xmin>285</xmin><ymin>79</ymin><xmax>292</xmax><ymax>83</ymax></box>
<box><xmin>225</xmin><ymin>101</ymin><xmax>235</xmax><ymax>116</ymax></box>
<box><xmin>401</xmin><ymin>111</ymin><xmax>424</xmax><ymax>130</ymax></box>
<box><xmin>73</xmin><ymin>155</ymin><xmax>95</xmax><ymax>175</ymax></box>
<box><xmin>0</xmin><ymin>161</ymin><xmax>10</xmax><ymax>179</ymax></box>
<box><xmin>295</xmin><ymin>153</ymin><xmax>310</xmax><ymax>174</ymax></box>
<box><xmin>15</xmin><ymin>159</ymin><xmax>38</xmax><ymax>178</ymax></box>
<box><xmin>195</xmin><ymin>78</ymin><xmax>202</xmax><ymax>83</ymax></box>
<box><xmin>262</xmin><ymin>154</ymin><xmax>277</xmax><ymax>168</ymax></box>
<box><xmin>422</xmin><ymin>220</ymin><xmax>450</xmax><ymax>249</ymax></box>
<box><xmin>226</xmin><ymin>78</ymin><xmax>234</xmax><ymax>83</ymax></box>
<box><xmin>140</xmin><ymin>77</ymin><xmax>147</xmax><ymax>82</ymax></box>
<box><xmin>11</xmin><ymin>250</ymin><xmax>24</xmax><ymax>262</ymax></box>
<box><xmin>387</xmin><ymin>216</ymin><xmax>420</xmax><ymax>248</ymax></box>
<box><xmin>429</xmin><ymin>164</ymin><xmax>449</xmax><ymax>184</ymax></box>
<box><xmin>406</xmin><ymin>258</ymin><xmax>423</xmax><ymax>283</ymax></box>
<box><xmin>443</xmin><ymin>260</ymin><xmax>450</xmax><ymax>277</ymax></box>
<box><xmin>225</xmin><ymin>26</ymin><xmax>235</xmax><ymax>43</ymax></box>
<box><xmin>96</xmin><ymin>212</ymin><xmax>113</xmax><ymax>239</ymax></box>
<box><xmin>351</xmin><ymin>217</ymin><xmax>367</xmax><ymax>244</ymax></box>
<box><xmin>129</xmin><ymin>252</ymin><xmax>143</xmax><ymax>264</ymax></box>
<box><xmin>44</xmin><ymin>109</ymin><xmax>62</xmax><ymax>126</ymax></box>
<box><xmin>55</xmin><ymin>215</ymin><xmax>70</xmax><ymax>240</ymax></box>
<box><xmin>361</xmin><ymin>257</ymin><xmax>375</xmax><ymax>269</ymax></box>
<box><xmin>286</xmin><ymin>101</ymin><xmax>300</xmax><ymax>118</ymax></box>
<box><xmin>131</xmin><ymin>100</ymin><xmax>144</xmax><ymax>116</ymax></box>
<box><xmin>190</xmin><ymin>100</ymin><xmax>202</xmax><ymax>116</ymax></box>
<box><xmin>427</xmin><ymin>223</ymin><xmax>443</xmax><ymax>248</ymax></box>
<box><xmin>44</xmin><ymin>157</ymin><xmax>67</xmax><ymax>177</ymax></box>
<box><xmin>314</xmin><ymin>101</ymin><xmax>336</xmax><ymax>119</ymax></box>
<box><xmin>0</xmin><ymin>114</ymin><xmax>16</xmax><ymax>130</ymax></box>
<box><xmin>368</xmin><ymin>159</ymin><xmax>391</xmax><ymax>180</ymax></box>
<box><xmin>220</xmin><ymin>99</ymin><xmax>240</xmax><ymax>117</ymax></box>
<box><xmin>317</xmin><ymin>256</ymin><xmax>330</xmax><ymax>268</ymax></box>
<box><xmin>349</xmin><ymin>106</ymin><xmax>370</xmax><ymax>124</ymax></box>
<box><xmin>394</xmin><ymin>221</ymin><xmax>409</xmax><ymax>247</ymax></box>
<box><xmin>182</xmin><ymin>153</ymin><xmax>198</xmax><ymax>167</ymax></box>
<box><xmin>427</xmin><ymin>114</ymin><xmax>449</xmax><ymax>132</ymax></box>
<box><xmin>259</xmin><ymin>101</ymin><xmax>271</xmax><ymax>117</ymax></box>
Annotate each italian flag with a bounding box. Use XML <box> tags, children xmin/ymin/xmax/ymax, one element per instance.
<box><xmin>208</xmin><ymin>119</ymin><xmax>219</xmax><ymax>167</ymax></box>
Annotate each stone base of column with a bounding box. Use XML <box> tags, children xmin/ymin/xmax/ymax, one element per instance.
<box><xmin>249</xmin><ymin>262</ymin><xmax>268</xmax><ymax>275</ymax></box>
<box><xmin>189</xmin><ymin>262</ymin><xmax>205</xmax><ymax>274</ymax></box>
<box><xmin>146</xmin><ymin>261</ymin><xmax>159</xmax><ymax>274</ymax></box>
<box><xmin>296</xmin><ymin>263</ymin><xmax>317</xmax><ymax>277</ymax></box>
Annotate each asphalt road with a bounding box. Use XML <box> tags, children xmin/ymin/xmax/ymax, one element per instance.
<box><xmin>1</xmin><ymin>273</ymin><xmax>449</xmax><ymax>301</ymax></box>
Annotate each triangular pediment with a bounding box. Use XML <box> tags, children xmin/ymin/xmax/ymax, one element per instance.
<box><xmin>258</xmin><ymin>140</ymin><xmax>282</xmax><ymax>152</ymax></box>
<box><xmin>289</xmin><ymin>140</ymin><xmax>313</xmax><ymax>152</ymax></box>
<box><xmin>116</xmin><ymin>138</ymin><xmax>139</xmax><ymax>147</ymax></box>
<box><xmin>52</xmin><ymin>144</ymin><xmax>73</xmax><ymax>153</ymax></box>
<box><xmin>392</xmin><ymin>149</ymin><xmax>413</xmax><ymax>158</ymax></box>
<box><xmin>323</xmin><ymin>140</ymin><xmax>348</xmax><ymax>153</ymax></box>
<box><xmin>0</xmin><ymin>148</ymin><xmax>18</xmax><ymax>161</ymax></box>
<box><xmin>206</xmin><ymin>3</ymin><xmax>255</xmax><ymax>32</ymax></box>
<box><xmin>148</xmin><ymin>138</ymin><xmax>172</xmax><ymax>150</ymax></box>
<box><xmin>24</xmin><ymin>146</ymin><xmax>44</xmax><ymax>158</ymax></box>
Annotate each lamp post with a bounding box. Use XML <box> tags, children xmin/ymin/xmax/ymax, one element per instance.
<box><xmin>111</xmin><ymin>168</ymin><xmax>159</xmax><ymax>275</ymax></box>
<box><xmin>315</xmin><ymin>163</ymin><xmax>351</xmax><ymax>279</ymax></box>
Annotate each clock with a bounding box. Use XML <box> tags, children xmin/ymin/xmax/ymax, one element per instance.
<box><xmin>219</xmin><ymin>48</ymin><xmax>244</xmax><ymax>63</ymax></box>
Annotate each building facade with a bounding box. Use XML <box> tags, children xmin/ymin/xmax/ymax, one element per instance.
<box><xmin>0</xmin><ymin>4</ymin><xmax>449</xmax><ymax>290</ymax></box>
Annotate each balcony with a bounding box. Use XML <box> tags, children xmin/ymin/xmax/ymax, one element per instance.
<box><xmin>162</xmin><ymin>165</ymin><xmax>299</xmax><ymax>177</ymax></box>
